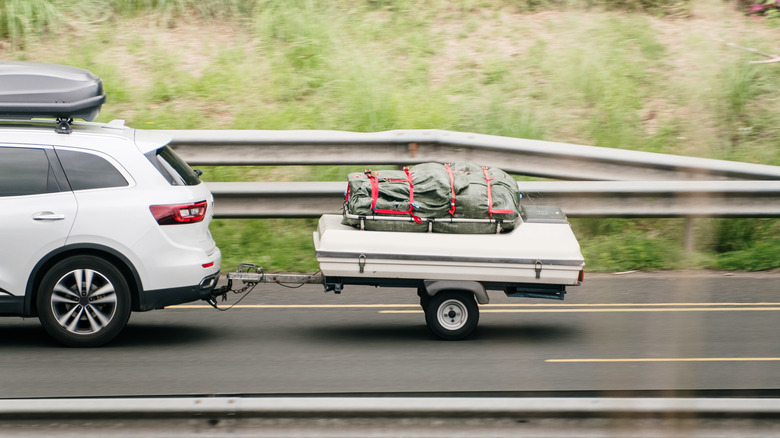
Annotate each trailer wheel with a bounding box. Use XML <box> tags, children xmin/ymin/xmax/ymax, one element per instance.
<box><xmin>424</xmin><ymin>290</ymin><xmax>479</xmax><ymax>340</ymax></box>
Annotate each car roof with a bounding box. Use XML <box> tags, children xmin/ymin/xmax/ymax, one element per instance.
<box><xmin>0</xmin><ymin>119</ymin><xmax>172</xmax><ymax>154</ymax></box>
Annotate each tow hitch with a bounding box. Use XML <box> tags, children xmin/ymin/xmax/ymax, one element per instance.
<box><xmin>204</xmin><ymin>264</ymin><xmax>325</xmax><ymax>310</ymax></box>
<box><xmin>205</xmin><ymin>263</ymin><xmax>264</xmax><ymax>310</ymax></box>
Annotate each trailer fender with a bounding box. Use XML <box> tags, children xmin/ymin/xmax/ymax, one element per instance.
<box><xmin>423</xmin><ymin>280</ymin><xmax>489</xmax><ymax>305</ymax></box>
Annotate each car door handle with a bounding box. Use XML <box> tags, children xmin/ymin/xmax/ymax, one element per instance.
<box><xmin>32</xmin><ymin>212</ymin><xmax>66</xmax><ymax>221</ymax></box>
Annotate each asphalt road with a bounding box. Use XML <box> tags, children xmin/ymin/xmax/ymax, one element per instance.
<box><xmin>1</xmin><ymin>272</ymin><xmax>779</xmax><ymax>399</ymax></box>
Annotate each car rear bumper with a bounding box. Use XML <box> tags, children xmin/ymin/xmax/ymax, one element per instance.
<box><xmin>137</xmin><ymin>271</ymin><xmax>220</xmax><ymax>311</ymax></box>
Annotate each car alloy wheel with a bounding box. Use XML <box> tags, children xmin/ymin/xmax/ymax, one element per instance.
<box><xmin>38</xmin><ymin>256</ymin><xmax>131</xmax><ymax>347</ymax></box>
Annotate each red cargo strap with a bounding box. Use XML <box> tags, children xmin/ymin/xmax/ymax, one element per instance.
<box><xmin>369</xmin><ymin>167</ymin><xmax>422</xmax><ymax>223</ymax></box>
<box><xmin>483</xmin><ymin>167</ymin><xmax>513</xmax><ymax>218</ymax></box>
<box><xmin>445</xmin><ymin>163</ymin><xmax>456</xmax><ymax>215</ymax></box>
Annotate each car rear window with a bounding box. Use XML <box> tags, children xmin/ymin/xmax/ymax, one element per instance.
<box><xmin>146</xmin><ymin>146</ymin><xmax>201</xmax><ymax>186</ymax></box>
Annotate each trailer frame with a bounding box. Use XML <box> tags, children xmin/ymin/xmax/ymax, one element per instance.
<box><xmin>216</xmin><ymin>265</ymin><xmax>580</xmax><ymax>340</ymax></box>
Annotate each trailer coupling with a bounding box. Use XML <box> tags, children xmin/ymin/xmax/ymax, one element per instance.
<box><xmin>203</xmin><ymin>264</ymin><xmax>262</xmax><ymax>308</ymax></box>
<box><xmin>204</xmin><ymin>263</ymin><xmax>326</xmax><ymax>308</ymax></box>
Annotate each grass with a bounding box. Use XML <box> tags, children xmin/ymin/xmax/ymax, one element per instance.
<box><xmin>210</xmin><ymin>218</ymin><xmax>321</xmax><ymax>273</ymax></box>
<box><xmin>0</xmin><ymin>0</ymin><xmax>59</xmax><ymax>44</ymax></box>
<box><xmin>2</xmin><ymin>0</ymin><xmax>779</xmax><ymax>272</ymax></box>
<box><xmin>573</xmin><ymin>218</ymin><xmax>780</xmax><ymax>272</ymax></box>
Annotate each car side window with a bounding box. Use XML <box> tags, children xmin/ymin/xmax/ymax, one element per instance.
<box><xmin>0</xmin><ymin>147</ymin><xmax>62</xmax><ymax>197</ymax></box>
<box><xmin>56</xmin><ymin>149</ymin><xmax>128</xmax><ymax>191</ymax></box>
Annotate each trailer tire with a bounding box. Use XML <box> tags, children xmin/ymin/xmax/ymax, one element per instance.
<box><xmin>424</xmin><ymin>290</ymin><xmax>479</xmax><ymax>340</ymax></box>
<box><xmin>418</xmin><ymin>288</ymin><xmax>431</xmax><ymax>309</ymax></box>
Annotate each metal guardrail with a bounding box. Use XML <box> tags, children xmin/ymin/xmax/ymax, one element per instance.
<box><xmin>207</xmin><ymin>180</ymin><xmax>780</xmax><ymax>218</ymax></box>
<box><xmin>166</xmin><ymin>129</ymin><xmax>780</xmax><ymax>182</ymax></box>
<box><xmin>170</xmin><ymin>129</ymin><xmax>780</xmax><ymax>219</ymax></box>
<box><xmin>1</xmin><ymin>396</ymin><xmax>778</xmax><ymax>437</ymax></box>
<box><xmin>2</xmin><ymin>396</ymin><xmax>778</xmax><ymax>416</ymax></box>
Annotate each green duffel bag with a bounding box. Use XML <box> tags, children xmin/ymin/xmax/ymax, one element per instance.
<box><xmin>342</xmin><ymin>161</ymin><xmax>521</xmax><ymax>233</ymax></box>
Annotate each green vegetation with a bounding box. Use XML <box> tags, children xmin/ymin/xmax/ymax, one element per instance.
<box><xmin>2</xmin><ymin>0</ymin><xmax>778</xmax><ymax>272</ymax></box>
<box><xmin>574</xmin><ymin>218</ymin><xmax>780</xmax><ymax>272</ymax></box>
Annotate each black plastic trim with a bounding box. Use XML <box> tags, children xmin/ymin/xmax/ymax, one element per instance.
<box><xmin>44</xmin><ymin>148</ymin><xmax>72</xmax><ymax>192</ymax></box>
<box><xmin>138</xmin><ymin>272</ymin><xmax>220</xmax><ymax>311</ymax></box>
<box><xmin>0</xmin><ymin>295</ymin><xmax>24</xmax><ymax>316</ymax></box>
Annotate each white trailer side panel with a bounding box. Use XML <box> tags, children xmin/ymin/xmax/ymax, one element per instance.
<box><xmin>313</xmin><ymin>214</ymin><xmax>584</xmax><ymax>285</ymax></box>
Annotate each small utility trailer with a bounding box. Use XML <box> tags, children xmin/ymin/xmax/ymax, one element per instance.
<box><xmin>211</xmin><ymin>206</ymin><xmax>585</xmax><ymax>340</ymax></box>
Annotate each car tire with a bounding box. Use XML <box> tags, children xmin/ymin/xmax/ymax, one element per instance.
<box><xmin>37</xmin><ymin>255</ymin><xmax>131</xmax><ymax>347</ymax></box>
<box><xmin>423</xmin><ymin>290</ymin><xmax>479</xmax><ymax>340</ymax></box>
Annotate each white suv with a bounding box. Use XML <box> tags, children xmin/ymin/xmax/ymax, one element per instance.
<box><xmin>0</xmin><ymin>63</ymin><xmax>221</xmax><ymax>346</ymax></box>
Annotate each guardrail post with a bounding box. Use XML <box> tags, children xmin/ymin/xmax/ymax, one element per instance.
<box><xmin>685</xmin><ymin>218</ymin><xmax>695</xmax><ymax>253</ymax></box>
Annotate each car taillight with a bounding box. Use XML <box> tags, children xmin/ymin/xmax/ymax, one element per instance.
<box><xmin>150</xmin><ymin>201</ymin><xmax>207</xmax><ymax>225</ymax></box>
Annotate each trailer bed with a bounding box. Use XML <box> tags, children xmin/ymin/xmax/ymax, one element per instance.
<box><xmin>313</xmin><ymin>211</ymin><xmax>584</xmax><ymax>286</ymax></box>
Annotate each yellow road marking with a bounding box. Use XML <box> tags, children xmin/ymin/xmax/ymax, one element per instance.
<box><xmin>481</xmin><ymin>302</ymin><xmax>780</xmax><ymax>307</ymax></box>
<box><xmin>380</xmin><ymin>307</ymin><xmax>780</xmax><ymax>314</ymax></box>
<box><xmin>170</xmin><ymin>302</ymin><xmax>780</xmax><ymax>311</ymax></box>
<box><xmin>546</xmin><ymin>357</ymin><xmax>780</xmax><ymax>363</ymax></box>
<box><xmin>170</xmin><ymin>304</ymin><xmax>420</xmax><ymax>309</ymax></box>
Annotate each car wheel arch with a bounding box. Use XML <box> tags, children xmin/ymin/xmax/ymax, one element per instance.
<box><xmin>25</xmin><ymin>244</ymin><xmax>143</xmax><ymax>316</ymax></box>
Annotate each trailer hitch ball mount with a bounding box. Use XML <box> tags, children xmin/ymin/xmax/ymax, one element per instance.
<box><xmin>206</xmin><ymin>263</ymin><xmax>264</xmax><ymax>302</ymax></box>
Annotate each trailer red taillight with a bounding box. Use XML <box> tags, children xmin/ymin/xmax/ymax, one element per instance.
<box><xmin>150</xmin><ymin>201</ymin><xmax>207</xmax><ymax>225</ymax></box>
<box><xmin>578</xmin><ymin>269</ymin><xmax>585</xmax><ymax>284</ymax></box>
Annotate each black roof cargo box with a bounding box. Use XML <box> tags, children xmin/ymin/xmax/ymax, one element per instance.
<box><xmin>0</xmin><ymin>62</ymin><xmax>105</xmax><ymax>121</ymax></box>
